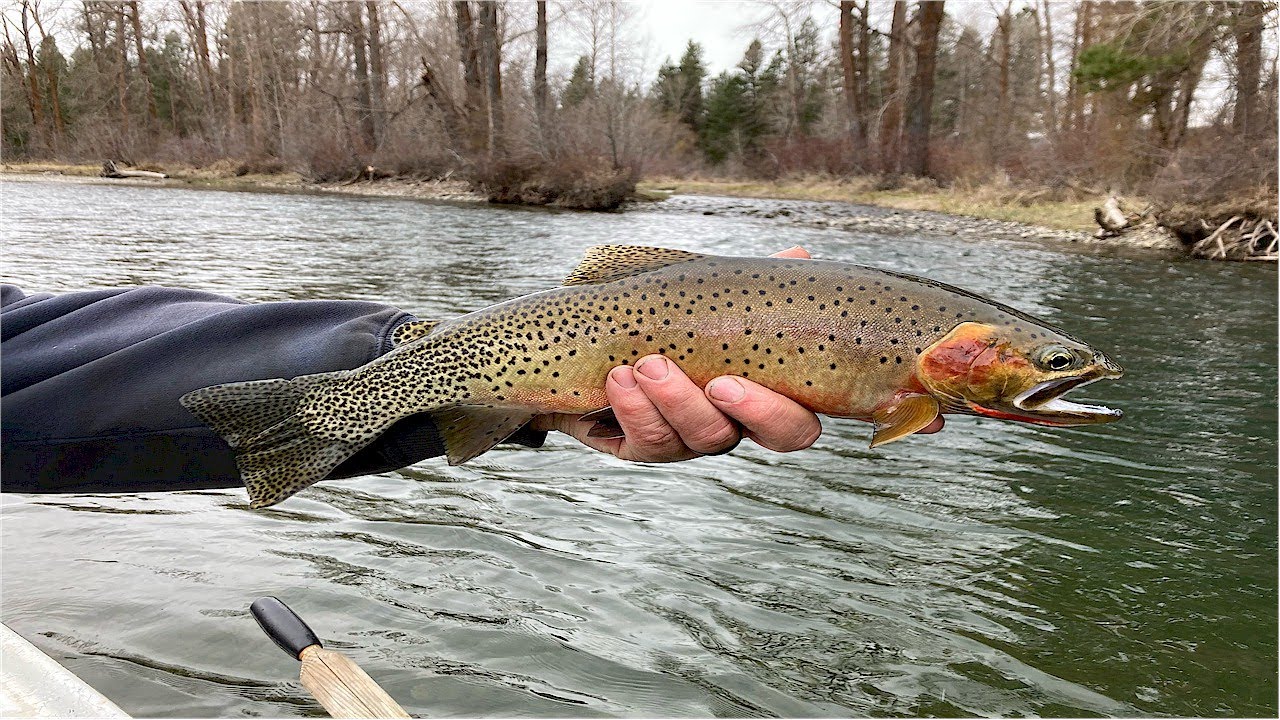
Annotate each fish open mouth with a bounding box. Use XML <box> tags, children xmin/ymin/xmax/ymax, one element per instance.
<box><xmin>1010</xmin><ymin>374</ymin><xmax>1123</xmax><ymax>424</ymax></box>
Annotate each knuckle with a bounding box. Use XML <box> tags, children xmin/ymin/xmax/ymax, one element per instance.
<box><xmin>646</xmin><ymin>376</ymin><xmax>701</xmax><ymax>408</ymax></box>
<box><xmin>787</xmin><ymin>420</ymin><xmax>822</xmax><ymax>451</ymax></box>
<box><xmin>746</xmin><ymin>402</ymin><xmax>821</xmax><ymax>452</ymax></box>
<box><xmin>629</xmin><ymin>417</ymin><xmax>682</xmax><ymax>450</ymax></box>
<box><xmin>682</xmin><ymin>421</ymin><xmax>741</xmax><ymax>454</ymax></box>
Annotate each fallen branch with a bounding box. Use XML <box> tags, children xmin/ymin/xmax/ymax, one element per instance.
<box><xmin>1193</xmin><ymin>215</ymin><xmax>1242</xmax><ymax>260</ymax></box>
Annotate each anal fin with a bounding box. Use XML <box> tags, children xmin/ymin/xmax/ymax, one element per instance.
<box><xmin>430</xmin><ymin>406</ymin><xmax>536</xmax><ymax>465</ymax></box>
<box><xmin>870</xmin><ymin>395</ymin><xmax>941</xmax><ymax>448</ymax></box>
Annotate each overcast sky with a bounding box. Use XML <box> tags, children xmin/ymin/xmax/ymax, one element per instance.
<box><xmin>632</xmin><ymin>0</ymin><xmax>773</xmax><ymax>75</ymax></box>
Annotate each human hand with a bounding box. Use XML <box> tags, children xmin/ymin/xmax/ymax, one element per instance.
<box><xmin>530</xmin><ymin>246</ymin><xmax>946</xmax><ymax>462</ymax></box>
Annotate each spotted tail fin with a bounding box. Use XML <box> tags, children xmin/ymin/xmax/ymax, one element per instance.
<box><xmin>180</xmin><ymin>372</ymin><xmax>364</xmax><ymax>508</ymax></box>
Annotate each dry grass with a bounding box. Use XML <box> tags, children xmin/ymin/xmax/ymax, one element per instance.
<box><xmin>3</xmin><ymin>159</ymin><xmax>308</xmax><ymax>189</ymax></box>
<box><xmin>639</xmin><ymin>175</ymin><xmax>1105</xmax><ymax>231</ymax></box>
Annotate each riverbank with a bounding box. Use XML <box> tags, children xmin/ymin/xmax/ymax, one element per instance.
<box><xmin>1</xmin><ymin>161</ymin><xmax>1187</xmax><ymax>254</ymax></box>
<box><xmin>2</xmin><ymin>161</ymin><xmax>487</xmax><ymax>203</ymax></box>
<box><xmin>637</xmin><ymin>176</ymin><xmax>1106</xmax><ymax>232</ymax></box>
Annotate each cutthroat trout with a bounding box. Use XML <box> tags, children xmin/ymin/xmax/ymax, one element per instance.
<box><xmin>182</xmin><ymin>245</ymin><xmax>1123</xmax><ymax>508</ymax></box>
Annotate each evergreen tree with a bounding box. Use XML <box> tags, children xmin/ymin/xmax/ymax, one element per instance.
<box><xmin>562</xmin><ymin>56</ymin><xmax>594</xmax><ymax>107</ymax></box>
<box><xmin>790</xmin><ymin>17</ymin><xmax>825</xmax><ymax>134</ymax></box>
<box><xmin>699</xmin><ymin>39</ymin><xmax>780</xmax><ymax>165</ymax></box>
<box><xmin>701</xmin><ymin>71</ymin><xmax>746</xmax><ymax>163</ymax></box>
<box><xmin>652</xmin><ymin>40</ymin><xmax>706</xmax><ymax>135</ymax></box>
<box><xmin>676</xmin><ymin>41</ymin><xmax>706</xmax><ymax>132</ymax></box>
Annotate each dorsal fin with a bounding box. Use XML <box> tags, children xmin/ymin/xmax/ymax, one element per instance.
<box><xmin>563</xmin><ymin>245</ymin><xmax>706</xmax><ymax>286</ymax></box>
<box><xmin>391</xmin><ymin>319</ymin><xmax>439</xmax><ymax>346</ymax></box>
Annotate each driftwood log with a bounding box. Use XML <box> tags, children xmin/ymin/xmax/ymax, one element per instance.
<box><xmin>1096</xmin><ymin>194</ymin><xmax>1278</xmax><ymax>261</ymax></box>
<box><xmin>101</xmin><ymin>160</ymin><xmax>168</xmax><ymax>179</ymax></box>
<box><xmin>1093</xmin><ymin>196</ymin><xmax>1131</xmax><ymax>237</ymax></box>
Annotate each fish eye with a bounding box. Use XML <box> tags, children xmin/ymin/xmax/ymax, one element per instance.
<box><xmin>1039</xmin><ymin>347</ymin><xmax>1076</xmax><ymax>372</ymax></box>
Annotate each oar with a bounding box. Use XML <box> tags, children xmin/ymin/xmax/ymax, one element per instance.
<box><xmin>250</xmin><ymin>596</ymin><xmax>410</xmax><ymax>719</ymax></box>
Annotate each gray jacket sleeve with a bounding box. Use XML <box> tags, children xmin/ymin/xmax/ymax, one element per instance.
<box><xmin>1</xmin><ymin>285</ymin><xmax>543</xmax><ymax>494</ymax></box>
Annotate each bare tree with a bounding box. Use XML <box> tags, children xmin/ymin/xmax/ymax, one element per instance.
<box><xmin>349</xmin><ymin>1</ymin><xmax>375</xmax><ymax>149</ymax></box>
<box><xmin>534</xmin><ymin>0</ymin><xmax>549</xmax><ymax>142</ymax></box>
<box><xmin>478</xmin><ymin>0</ymin><xmax>503</xmax><ymax>160</ymax></box>
<box><xmin>838</xmin><ymin>1</ymin><xmax>869</xmax><ymax>166</ymax></box>
<box><xmin>1038</xmin><ymin>0</ymin><xmax>1058</xmax><ymax>136</ymax></box>
<box><xmin>454</xmin><ymin>1</ymin><xmax>487</xmax><ymax>155</ymax></box>
<box><xmin>903</xmin><ymin>0</ymin><xmax>944</xmax><ymax>176</ymax></box>
<box><xmin>879</xmin><ymin>0</ymin><xmax>908</xmax><ymax>173</ymax></box>
<box><xmin>1232</xmin><ymin>1</ymin><xmax>1268</xmax><ymax>138</ymax></box>
<box><xmin>366</xmin><ymin>1</ymin><xmax>387</xmax><ymax>143</ymax></box>
<box><xmin>2</xmin><ymin>9</ymin><xmax>45</xmax><ymax>150</ymax></box>
<box><xmin>126</xmin><ymin>1</ymin><xmax>158</xmax><ymax>129</ymax></box>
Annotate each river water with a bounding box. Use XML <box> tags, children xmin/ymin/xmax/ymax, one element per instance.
<box><xmin>2</xmin><ymin>176</ymin><xmax>1275</xmax><ymax>717</ymax></box>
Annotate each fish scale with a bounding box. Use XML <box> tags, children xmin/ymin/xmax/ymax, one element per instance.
<box><xmin>182</xmin><ymin>245</ymin><xmax>1123</xmax><ymax>508</ymax></box>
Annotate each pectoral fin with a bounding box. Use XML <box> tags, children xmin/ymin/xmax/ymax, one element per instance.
<box><xmin>579</xmin><ymin>406</ymin><xmax>624</xmax><ymax>438</ymax></box>
<box><xmin>430</xmin><ymin>407</ymin><xmax>536</xmax><ymax>464</ymax></box>
<box><xmin>870</xmin><ymin>395</ymin><xmax>941</xmax><ymax>448</ymax></box>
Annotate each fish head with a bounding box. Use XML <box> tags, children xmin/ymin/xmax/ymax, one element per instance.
<box><xmin>916</xmin><ymin>322</ymin><xmax>1123</xmax><ymax>426</ymax></box>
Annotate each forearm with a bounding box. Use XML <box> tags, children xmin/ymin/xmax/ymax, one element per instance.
<box><xmin>1</xmin><ymin>284</ymin><xmax>544</xmax><ymax>493</ymax></box>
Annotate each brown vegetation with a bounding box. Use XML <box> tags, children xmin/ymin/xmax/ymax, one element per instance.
<box><xmin>1</xmin><ymin>1</ymin><xmax>1276</xmax><ymax>244</ymax></box>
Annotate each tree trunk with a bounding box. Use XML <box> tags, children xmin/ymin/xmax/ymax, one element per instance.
<box><xmin>419</xmin><ymin>58</ymin><xmax>465</xmax><ymax>149</ymax></box>
<box><xmin>127</xmin><ymin>1</ymin><xmax>158</xmax><ymax>129</ymax></box>
<box><xmin>27</xmin><ymin>1</ymin><xmax>64</xmax><ymax>147</ymax></box>
<box><xmin>1168</xmin><ymin>21</ymin><xmax>1215</xmax><ymax>151</ymax></box>
<box><xmin>1040</xmin><ymin>0</ymin><xmax>1058</xmax><ymax>136</ymax></box>
<box><xmin>349</xmin><ymin>2</ymin><xmax>375</xmax><ymax>150</ymax></box>
<box><xmin>82</xmin><ymin>2</ymin><xmax>107</xmax><ymax>76</ymax></box>
<box><xmin>838</xmin><ymin>1</ymin><xmax>865</xmax><ymax>166</ymax></box>
<box><xmin>903</xmin><ymin>1</ymin><xmax>945</xmax><ymax>177</ymax></box>
<box><xmin>879</xmin><ymin>0</ymin><xmax>908</xmax><ymax>173</ymax></box>
<box><xmin>16</xmin><ymin>2</ymin><xmax>47</xmax><ymax>150</ymax></box>
<box><xmin>478</xmin><ymin>2</ymin><xmax>504</xmax><ymax>161</ymax></box>
<box><xmin>1065</xmin><ymin>1</ymin><xmax>1091</xmax><ymax>136</ymax></box>
<box><xmin>994</xmin><ymin>4</ymin><xmax>1012</xmax><ymax>161</ymax></box>
<box><xmin>856</xmin><ymin>1</ymin><xmax>872</xmax><ymax>152</ymax></box>
<box><xmin>2</xmin><ymin>23</ymin><xmax>44</xmax><ymax>152</ymax></box>
<box><xmin>114</xmin><ymin>5</ymin><xmax>131</xmax><ymax>141</ymax></box>
<box><xmin>365</xmin><ymin>1</ymin><xmax>387</xmax><ymax>143</ymax></box>
<box><xmin>454</xmin><ymin>1</ymin><xmax>487</xmax><ymax>156</ymax></box>
<box><xmin>534</xmin><ymin>0</ymin><xmax>548</xmax><ymax>139</ymax></box>
<box><xmin>1233</xmin><ymin>1</ymin><xmax>1265</xmax><ymax>138</ymax></box>
<box><xmin>178</xmin><ymin>1</ymin><xmax>216</xmax><ymax>121</ymax></box>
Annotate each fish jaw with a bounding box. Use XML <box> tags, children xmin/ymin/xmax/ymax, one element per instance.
<box><xmin>918</xmin><ymin>321</ymin><xmax>1124</xmax><ymax>427</ymax></box>
<box><xmin>998</xmin><ymin>366</ymin><xmax>1124</xmax><ymax>426</ymax></box>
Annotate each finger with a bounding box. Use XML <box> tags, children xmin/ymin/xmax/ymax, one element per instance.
<box><xmin>632</xmin><ymin>355</ymin><xmax>741</xmax><ymax>455</ymax></box>
<box><xmin>770</xmin><ymin>246</ymin><xmax>811</xmax><ymax>259</ymax></box>
<box><xmin>705</xmin><ymin>376</ymin><xmax>823</xmax><ymax>452</ymax></box>
<box><xmin>606</xmin><ymin>365</ymin><xmax>699</xmax><ymax>462</ymax></box>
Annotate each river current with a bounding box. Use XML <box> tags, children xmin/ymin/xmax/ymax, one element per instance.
<box><xmin>2</xmin><ymin>176</ymin><xmax>1275</xmax><ymax>717</ymax></box>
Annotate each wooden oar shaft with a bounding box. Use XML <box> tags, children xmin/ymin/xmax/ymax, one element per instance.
<box><xmin>299</xmin><ymin>646</ymin><xmax>410</xmax><ymax>719</ymax></box>
<box><xmin>251</xmin><ymin>597</ymin><xmax>410</xmax><ymax>719</ymax></box>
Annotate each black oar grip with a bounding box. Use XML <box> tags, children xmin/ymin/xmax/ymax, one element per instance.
<box><xmin>251</xmin><ymin>596</ymin><xmax>322</xmax><ymax>660</ymax></box>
